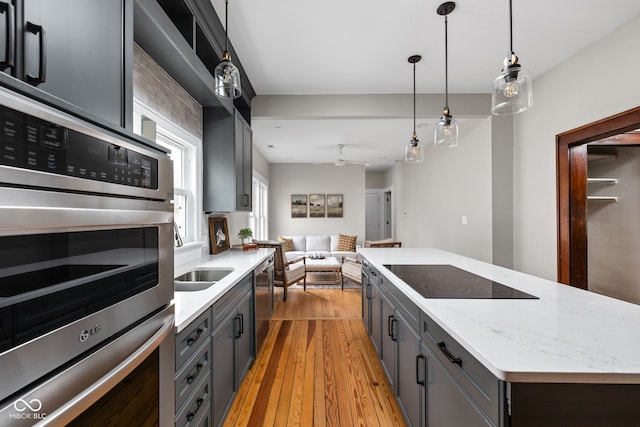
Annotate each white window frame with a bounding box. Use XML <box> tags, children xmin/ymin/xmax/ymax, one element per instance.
<box><xmin>251</xmin><ymin>171</ymin><xmax>268</xmax><ymax>240</ymax></box>
<box><xmin>133</xmin><ymin>99</ymin><xmax>203</xmax><ymax>245</ymax></box>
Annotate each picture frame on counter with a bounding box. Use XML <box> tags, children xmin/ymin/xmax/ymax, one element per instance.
<box><xmin>208</xmin><ymin>217</ymin><xmax>230</xmax><ymax>254</ymax></box>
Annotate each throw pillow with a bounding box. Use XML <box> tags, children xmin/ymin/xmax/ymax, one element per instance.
<box><xmin>278</xmin><ymin>236</ymin><xmax>293</xmax><ymax>252</ymax></box>
<box><xmin>337</xmin><ymin>234</ymin><xmax>357</xmax><ymax>252</ymax></box>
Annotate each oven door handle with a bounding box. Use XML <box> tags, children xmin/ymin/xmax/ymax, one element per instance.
<box><xmin>35</xmin><ymin>312</ymin><xmax>174</xmax><ymax>426</ymax></box>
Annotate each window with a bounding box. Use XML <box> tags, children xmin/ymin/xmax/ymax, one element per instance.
<box><xmin>133</xmin><ymin>102</ymin><xmax>201</xmax><ymax>244</ymax></box>
<box><xmin>251</xmin><ymin>172</ymin><xmax>268</xmax><ymax>240</ymax></box>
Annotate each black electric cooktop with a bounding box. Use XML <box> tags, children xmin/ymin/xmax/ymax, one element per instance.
<box><xmin>383</xmin><ymin>264</ymin><xmax>538</xmax><ymax>299</ymax></box>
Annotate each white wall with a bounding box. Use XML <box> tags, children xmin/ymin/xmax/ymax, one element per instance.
<box><xmin>513</xmin><ymin>14</ymin><xmax>640</xmax><ymax>280</ymax></box>
<box><xmin>268</xmin><ymin>163</ymin><xmax>366</xmax><ymax>244</ymax></box>
<box><xmin>389</xmin><ymin>117</ymin><xmax>493</xmax><ymax>262</ymax></box>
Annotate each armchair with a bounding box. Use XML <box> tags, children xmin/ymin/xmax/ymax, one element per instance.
<box><xmin>341</xmin><ymin>256</ymin><xmax>362</xmax><ymax>287</ymax></box>
<box><xmin>255</xmin><ymin>241</ymin><xmax>306</xmax><ymax>301</ymax></box>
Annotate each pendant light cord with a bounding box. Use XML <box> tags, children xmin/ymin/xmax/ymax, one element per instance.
<box><xmin>225</xmin><ymin>0</ymin><xmax>229</xmax><ymax>53</ymax></box>
<box><xmin>413</xmin><ymin>61</ymin><xmax>416</xmax><ymax>136</ymax></box>
<box><xmin>509</xmin><ymin>0</ymin><xmax>514</xmax><ymax>56</ymax></box>
<box><xmin>444</xmin><ymin>14</ymin><xmax>449</xmax><ymax>111</ymax></box>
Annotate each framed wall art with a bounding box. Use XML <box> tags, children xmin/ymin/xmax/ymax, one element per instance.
<box><xmin>291</xmin><ymin>194</ymin><xmax>308</xmax><ymax>218</ymax></box>
<box><xmin>327</xmin><ymin>194</ymin><xmax>343</xmax><ymax>217</ymax></box>
<box><xmin>309</xmin><ymin>194</ymin><xmax>326</xmax><ymax>217</ymax></box>
<box><xmin>208</xmin><ymin>217</ymin><xmax>230</xmax><ymax>254</ymax></box>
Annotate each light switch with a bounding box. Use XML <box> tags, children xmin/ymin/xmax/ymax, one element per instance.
<box><xmin>461</xmin><ymin>215</ymin><xmax>468</xmax><ymax>225</ymax></box>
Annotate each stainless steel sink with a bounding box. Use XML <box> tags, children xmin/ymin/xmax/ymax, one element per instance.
<box><xmin>174</xmin><ymin>268</ymin><xmax>234</xmax><ymax>292</ymax></box>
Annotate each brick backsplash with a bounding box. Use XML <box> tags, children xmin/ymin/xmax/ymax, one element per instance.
<box><xmin>133</xmin><ymin>44</ymin><xmax>202</xmax><ymax>139</ymax></box>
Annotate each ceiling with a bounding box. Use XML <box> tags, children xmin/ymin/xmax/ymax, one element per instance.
<box><xmin>210</xmin><ymin>0</ymin><xmax>640</xmax><ymax>170</ymax></box>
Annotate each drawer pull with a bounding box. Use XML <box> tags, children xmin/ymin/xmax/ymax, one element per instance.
<box><xmin>437</xmin><ymin>341</ymin><xmax>462</xmax><ymax>366</ymax></box>
<box><xmin>186</xmin><ymin>397</ymin><xmax>204</xmax><ymax>422</ymax></box>
<box><xmin>416</xmin><ymin>354</ymin><xmax>426</xmax><ymax>386</ymax></box>
<box><xmin>186</xmin><ymin>362</ymin><xmax>204</xmax><ymax>384</ymax></box>
<box><xmin>186</xmin><ymin>327</ymin><xmax>204</xmax><ymax>346</ymax></box>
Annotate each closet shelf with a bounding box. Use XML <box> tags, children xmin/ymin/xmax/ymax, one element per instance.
<box><xmin>587</xmin><ymin>178</ymin><xmax>618</xmax><ymax>184</ymax></box>
<box><xmin>587</xmin><ymin>196</ymin><xmax>619</xmax><ymax>202</ymax></box>
<box><xmin>587</xmin><ymin>153</ymin><xmax>617</xmax><ymax>162</ymax></box>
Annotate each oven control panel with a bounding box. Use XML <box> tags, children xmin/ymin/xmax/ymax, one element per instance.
<box><xmin>0</xmin><ymin>106</ymin><xmax>158</xmax><ymax>190</ymax></box>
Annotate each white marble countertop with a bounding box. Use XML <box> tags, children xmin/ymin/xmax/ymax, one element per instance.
<box><xmin>359</xmin><ymin>247</ymin><xmax>640</xmax><ymax>384</ymax></box>
<box><xmin>172</xmin><ymin>248</ymin><xmax>273</xmax><ymax>333</ymax></box>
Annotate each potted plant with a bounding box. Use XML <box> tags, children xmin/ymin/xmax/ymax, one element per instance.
<box><xmin>238</xmin><ymin>228</ymin><xmax>253</xmax><ymax>244</ymax></box>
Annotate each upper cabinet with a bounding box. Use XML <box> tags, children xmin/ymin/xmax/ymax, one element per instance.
<box><xmin>203</xmin><ymin>107</ymin><xmax>252</xmax><ymax>213</ymax></box>
<box><xmin>0</xmin><ymin>0</ymin><xmax>132</xmax><ymax>129</ymax></box>
<box><xmin>133</xmin><ymin>0</ymin><xmax>255</xmax><ymax>120</ymax></box>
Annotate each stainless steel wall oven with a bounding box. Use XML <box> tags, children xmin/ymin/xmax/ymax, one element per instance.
<box><xmin>0</xmin><ymin>86</ymin><xmax>175</xmax><ymax>425</ymax></box>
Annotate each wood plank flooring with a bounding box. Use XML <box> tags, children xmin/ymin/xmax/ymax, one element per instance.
<box><xmin>223</xmin><ymin>288</ymin><xmax>406</xmax><ymax>427</ymax></box>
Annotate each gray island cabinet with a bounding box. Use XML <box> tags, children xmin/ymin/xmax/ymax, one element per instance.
<box><xmin>360</xmin><ymin>248</ymin><xmax>640</xmax><ymax>427</ymax></box>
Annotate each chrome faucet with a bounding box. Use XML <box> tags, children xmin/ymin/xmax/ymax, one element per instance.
<box><xmin>173</xmin><ymin>221</ymin><xmax>183</xmax><ymax>247</ymax></box>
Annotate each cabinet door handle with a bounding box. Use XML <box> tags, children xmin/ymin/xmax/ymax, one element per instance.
<box><xmin>390</xmin><ymin>318</ymin><xmax>398</xmax><ymax>342</ymax></box>
<box><xmin>186</xmin><ymin>327</ymin><xmax>204</xmax><ymax>346</ymax></box>
<box><xmin>235</xmin><ymin>313</ymin><xmax>244</xmax><ymax>338</ymax></box>
<box><xmin>186</xmin><ymin>397</ymin><xmax>204</xmax><ymax>422</ymax></box>
<box><xmin>387</xmin><ymin>315</ymin><xmax>394</xmax><ymax>338</ymax></box>
<box><xmin>437</xmin><ymin>341</ymin><xmax>462</xmax><ymax>366</ymax></box>
<box><xmin>186</xmin><ymin>362</ymin><xmax>204</xmax><ymax>384</ymax></box>
<box><xmin>0</xmin><ymin>1</ymin><xmax>14</xmax><ymax>68</ymax></box>
<box><xmin>365</xmin><ymin>283</ymin><xmax>372</xmax><ymax>299</ymax></box>
<box><xmin>25</xmin><ymin>21</ymin><xmax>46</xmax><ymax>85</ymax></box>
<box><xmin>416</xmin><ymin>354</ymin><xmax>426</xmax><ymax>386</ymax></box>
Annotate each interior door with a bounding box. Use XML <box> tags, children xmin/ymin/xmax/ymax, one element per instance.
<box><xmin>365</xmin><ymin>192</ymin><xmax>381</xmax><ymax>241</ymax></box>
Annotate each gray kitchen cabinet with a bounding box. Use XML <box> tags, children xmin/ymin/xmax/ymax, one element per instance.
<box><xmin>422</xmin><ymin>340</ymin><xmax>494</xmax><ymax>427</ymax></box>
<box><xmin>362</xmin><ymin>259</ymin><xmax>382</xmax><ymax>355</ymax></box>
<box><xmin>211</xmin><ymin>273</ymin><xmax>255</xmax><ymax>427</ymax></box>
<box><xmin>0</xmin><ymin>0</ymin><xmax>131</xmax><ymax>128</ymax></box>
<box><xmin>379</xmin><ymin>275</ymin><xmax>423</xmax><ymax>426</ymax></box>
<box><xmin>203</xmin><ymin>107</ymin><xmax>253</xmax><ymax>213</ymax></box>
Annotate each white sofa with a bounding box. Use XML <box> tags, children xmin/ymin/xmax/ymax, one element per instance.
<box><xmin>279</xmin><ymin>235</ymin><xmax>359</xmax><ymax>262</ymax></box>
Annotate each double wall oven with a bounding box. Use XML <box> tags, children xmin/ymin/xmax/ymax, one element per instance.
<box><xmin>0</xmin><ymin>86</ymin><xmax>175</xmax><ymax>425</ymax></box>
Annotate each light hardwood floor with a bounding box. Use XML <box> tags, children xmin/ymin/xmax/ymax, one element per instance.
<box><xmin>223</xmin><ymin>288</ymin><xmax>406</xmax><ymax>426</ymax></box>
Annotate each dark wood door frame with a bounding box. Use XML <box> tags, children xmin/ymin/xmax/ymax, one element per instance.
<box><xmin>556</xmin><ymin>106</ymin><xmax>640</xmax><ymax>288</ymax></box>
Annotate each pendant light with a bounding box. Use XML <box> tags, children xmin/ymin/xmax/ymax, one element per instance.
<box><xmin>405</xmin><ymin>55</ymin><xmax>424</xmax><ymax>162</ymax></box>
<box><xmin>491</xmin><ymin>0</ymin><xmax>533</xmax><ymax>115</ymax></box>
<box><xmin>434</xmin><ymin>2</ymin><xmax>459</xmax><ymax>148</ymax></box>
<box><xmin>214</xmin><ymin>0</ymin><xmax>242</xmax><ymax>99</ymax></box>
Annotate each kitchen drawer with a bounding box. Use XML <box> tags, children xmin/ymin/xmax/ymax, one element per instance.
<box><xmin>176</xmin><ymin>309</ymin><xmax>211</xmax><ymax>369</ymax></box>
<box><xmin>380</xmin><ymin>275</ymin><xmax>419</xmax><ymax>332</ymax></box>
<box><xmin>175</xmin><ymin>338</ymin><xmax>211</xmax><ymax>414</ymax></box>
<box><xmin>420</xmin><ymin>310</ymin><xmax>501</xmax><ymax>425</ymax></box>
<box><xmin>175</xmin><ymin>372</ymin><xmax>211</xmax><ymax>427</ymax></box>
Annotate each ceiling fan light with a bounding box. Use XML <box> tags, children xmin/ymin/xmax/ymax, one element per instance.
<box><xmin>491</xmin><ymin>62</ymin><xmax>533</xmax><ymax>115</ymax></box>
<box><xmin>434</xmin><ymin>114</ymin><xmax>459</xmax><ymax>147</ymax></box>
<box><xmin>405</xmin><ymin>136</ymin><xmax>424</xmax><ymax>162</ymax></box>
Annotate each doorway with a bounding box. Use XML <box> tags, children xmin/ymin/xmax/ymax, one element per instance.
<box><xmin>556</xmin><ymin>106</ymin><xmax>640</xmax><ymax>295</ymax></box>
<box><xmin>365</xmin><ymin>188</ymin><xmax>393</xmax><ymax>241</ymax></box>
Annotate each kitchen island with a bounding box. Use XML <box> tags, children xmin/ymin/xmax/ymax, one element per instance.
<box><xmin>359</xmin><ymin>247</ymin><xmax>640</xmax><ymax>426</ymax></box>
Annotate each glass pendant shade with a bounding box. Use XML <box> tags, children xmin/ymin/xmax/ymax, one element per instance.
<box><xmin>491</xmin><ymin>63</ymin><xmax>533</xmax><ymax>115</ymax></box>
<box><xmin>405</xmin><ymin>135</ymin><xmax>424</xmax><ymax>162</ymax></box>
<box><xmin>434</xmin><ymin>114</ymin><xmax>459</xmax><ymax>147</ymax></box>
<box><xmin>215</xmin><ymin>55</ymin><xmax>242</xmax><ymax>99</ymax></box>
<box><xmin>215</xmin><ymin>0</ymin><xmax>242</xmax><ymax>100</ymax></box>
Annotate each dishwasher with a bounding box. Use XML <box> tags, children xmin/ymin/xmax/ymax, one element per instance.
<box><xmin>254</xmin><ymin>255</ymin><xmax>274</xmax><ymax>352</ymax></box>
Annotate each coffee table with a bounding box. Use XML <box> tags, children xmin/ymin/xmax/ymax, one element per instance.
<box><xmin>304</xmin><ymin>256</ymin><xmax>343</xmax><ymax>290</ymax></box>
